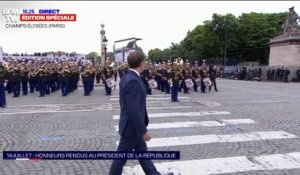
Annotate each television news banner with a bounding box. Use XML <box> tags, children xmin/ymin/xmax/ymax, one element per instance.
<box><xmin>1</xmin><ymin>8</ymin><xmax>179</xmax><ymax>161</ymax></box>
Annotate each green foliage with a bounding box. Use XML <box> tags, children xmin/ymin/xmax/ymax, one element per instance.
<box><xmin>87</xmin><ymin>52</ymin><xmax>99</xmax><ymax>65</ymax></box>
<box><xmin>148</xmin><ymin>11</ymin><xmax>287</xmax><ymax>65</ymax></box>
<box><xmin>148</xmin><ymin>48</ymin><xmax>163</xmax><ymax>62</ymax></box>
<box><xmin>87</xmin><ymin>52</ymin><xmax>99</xmax><ymax>60</ymax></box>
<box><xmin>107</xmin><ymin>52</ymin><xmax>115</xmax><ymax>60</ymax></box>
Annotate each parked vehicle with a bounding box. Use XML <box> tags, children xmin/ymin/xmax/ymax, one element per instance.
<box><xmin>246</xmin><ymin>68</ymin><xmax>262</xmax><ymax>81</ymax></box>
<box><xmin>220</xmin><ymin>66</ymin><xmax>238</xmax><ymax>79</ymax></box>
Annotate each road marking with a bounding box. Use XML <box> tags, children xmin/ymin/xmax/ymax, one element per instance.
<box><xmin>123</xmin><ymin>152</ymin><xmax>300</xmax><ymax>175</ymax></box>
<box><xmin>113</xmin><ymin>111</ymin><xmax>230</xmax><ymax>120</ymax></box>
<box><xmin>0</xmin><ymin>103</ymin><xmax>113</xmax><ymax>115</ymax></box>
<box><xmin>8</xmin><ymin>103</ymin><xmax>99</xmax><ymax>108</ymax></box>
<box><xmin>114</xmin><ymin>106</ymin><xmax>206</xmax><ymax>110</ymax></box>
<box><xmin>0</xmin><ymin>110</ymin><xmax>102</xmax><ymax>115</ymax></box>
<box><xmin>146</xmin><ymin>106</ymin><xmax>202</xmax><ymax>110</ymax></box>
<box><xmin>114</xmin><ymin>119</ymin><xmax>256</xmax><ymax>131</ymax></box>
<box><xmin>197</xmin><ymin>101</ymin><xmax>222</xmax><ymax>107</ymax></box>
<box><xmin>110</xmin><ymin>97</ymin><xmax>189</xmax><ymax>101</ymax></box>
<box><xmin>110</xmin><ymin>94</ymin><xmax>177</xmax><ymax>98</ymax></box>
<box><xmin>111</xmin><ymin>101</ymin><xmax>166</xmax><ymax>105</ymax></box>
<box><xmin>117</xmin><ymin>131</ymin><xmax>297</xmax><ymax>148</ymax></box>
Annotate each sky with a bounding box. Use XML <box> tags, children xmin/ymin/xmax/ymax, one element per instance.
<box><xmin>0</xmin><ymin>1</ymin><xmax>299</xmax><ymax>56</ymax></box>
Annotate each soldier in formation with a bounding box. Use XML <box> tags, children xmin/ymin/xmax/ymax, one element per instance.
<box><xmin>1</xmin><ymin>57</ymin><xmax>220</xmax><ymax>106</ymax></box>
<box><xmin>297</xmin><ymin>67</ymin><xmax>300</xmax><ymax>81</ymax></box>
<box><xmin>0</xmin><ymin>58</ymin><xmax>118</xmax><ymax>100</ymax></box>
<box><xmin>116</xmin><ymin>58</ymin><xmax>218</xmax><ymax>102</ymax></box>
<box><xmin>0</xmin><ymin>61</ymin><xmax>7</xmax><ymax>107</ymax></box>
<box><xmin>267</xmin><ymin>67</ymin><xmax>291</xmax><ymax>82</ymax></box>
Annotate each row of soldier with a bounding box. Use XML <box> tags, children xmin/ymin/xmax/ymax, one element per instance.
<box><xmin>0</xmin><ymin>58</ymin><xmax>219</xmax><ymax>107</ymax></box>
<box><xmin>0</xmin><ymin>59</ymin><xmax>118</xmax><ymax>107</ymax></box>
<box><xmin>117</xmin><ymin>59</ymin><xmax>218</xmax><ymax>102</ymax></box>
<box><xmin>266</xmin><ymin>67</ymin><xmax>291</xmax><ymax>82</ymax></box>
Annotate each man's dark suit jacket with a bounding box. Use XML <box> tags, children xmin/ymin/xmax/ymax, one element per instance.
<box><xmin>118</xmin><ymin>70</ymin><xmax>149</xmax><ymax>138</ymax></box>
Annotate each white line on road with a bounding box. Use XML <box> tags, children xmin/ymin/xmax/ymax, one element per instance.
<box><xmin>111</xmin><ymin>101</ymin><xmax>168</xmax><ymax>105</ymax></box>
<box><xmin>123</xmin><ymin>152</ymin><xmax>300</xmax><ymax>175</ymax></box>
<box><xmin>146</xmin><ymin>106</ymin><xmax>204</xmax><ymax>110</ymax></box>
<box><xmin>110</xmin><ymin>97</ymin><xmax>190</xmax><ymax>101</ymax></box>
<box><xmin>0</xmin><ymin>109</ymin><xmax>106</xmax><ymax>115</ymax></box>
<box><xmin>117</xmin><ymin>131</ymin><xmax>297</xmax><ymax>148</ymax></box>
<box><xmin>110</xmin><ymin>94</ymin><xmax>177</xmax><ymax>98</ymax></box>
<box><xmin>7</xmin><ymin>103</ymin><xmax>99</xmax><ymax>108</ymax></box>
<box><xmin>113</xmin><ymin>111</ymin><xmax>230</xmax><ymax>120</ymax></box>
<box><xmin>114</xmin><ymin>119</ymin><xmax>256</xmax><ymax>131</ymax></box>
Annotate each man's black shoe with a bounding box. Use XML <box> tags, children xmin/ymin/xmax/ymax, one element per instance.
<box><xmin>161</xmin><ymin>173</ymin><xmax>174</xmax><ymax>175</ymax></box>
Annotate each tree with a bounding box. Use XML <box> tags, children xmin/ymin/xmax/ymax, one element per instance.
<box><xmin>106</xmin><ymin>52</ymin><xmax>114</xmax><ymax>60</ymax></box>
<box><xmin>148</xmin><ymin>11</ymin><xmax>287</xmax><ymax>65</ymax></box>
<box><xmin>96</xmin><ymin>56</ymin><xmax>101</xmax><ymax>63</ymax></box>
<box><xmin>87</xmin><ymin>52</ymin><xmax>99</xmax><ymax>65</ymax></box>
<box><xmin>137</xmin><ymin>47</ymin><xmax>146</xmax><ymax>59</ymax></box>
<box><xmin>147</xmin><ymin>48</ymin><xmax>163</xmax><ymax>62</ymax></box>
<box><xmin>238</xmin><ymin>12</ymin><xmax>286</xmax><ymax>64</ymax></box>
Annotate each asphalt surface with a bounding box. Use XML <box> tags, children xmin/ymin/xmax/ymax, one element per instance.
<box><xmin>0</xmin><ymin>79</ymin><xmax>300</xmax><ymax>175</ymax></box>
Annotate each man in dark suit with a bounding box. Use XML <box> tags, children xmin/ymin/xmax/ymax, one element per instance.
<box><xmin>109</xmin><ymin>51</ymin><xmax>161</xmax><ymax>175</ymax></box>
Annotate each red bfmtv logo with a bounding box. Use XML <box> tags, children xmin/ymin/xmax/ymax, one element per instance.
<box><xmin>20</xmin><ymin>14</ymin><xmax>76</xmax><ymax>22</ymax></box>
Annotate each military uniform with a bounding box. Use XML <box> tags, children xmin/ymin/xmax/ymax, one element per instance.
<box><xmin>0</xmin><ymin>63</ymin><xmax>6</xmax><ymax>107</ymax></box>
<box><xmin>95</xmin><ymin>67</ymin><xmax>102</xmax><ymax>84</ymax></box>
<box><xmin>69</xmin><ymin>67</ymin><xmax>79</xmax><ymax>93</ymax></box>
<box><xmin>28</xmin><ymin>69</ymin><xmax>36</xmax><ymax>93</ymax></box>
<box><xmin>59</xmin><ymin>66</ymin><xmax>70</xmax><ymax>96</ymax></box>
<box><xmin>155</xmin><ymin>69</ymin><xmax>162</xmax><ymax>91</ymax></box>
<box><xmin>141</xmin><ymin>68</ymin><xmax>151</xmax><ymax>95</ymax></box>
<box><xmin>280</xmin><ymin>67</ymin><xmax>285</xmax><ymax>81</ymax></box>
<box><xmin>160</xmin><ymin>67</ymin><xmax>167</xmax><ymax>92</ymax></box>
<box><xmin>275</xmin><ymin>68</ymin><xmax>280</xmax><ymax>81</ymax></box>
<box><xmin>171</xmin><ymin>68</ymin><xmax>182</xmax><ymax>102</ymax></box>
<box><xmin>81</xmin><ymin>67</ymin><xmax>93</xmax><ymax>96</ymax></box>
<box><xmin>179</xmin><ymin>68</ymin><xmax>188</xmax><ymax>93</ymax></box>
<box><xmin>191</xmin><ymin>67</ymin><xmax>199</xmax><ymax>92</ymax></box>
<box><xmin>12</xmin><ymin>66</ymin><xmax>22</xmax><ymax>97</ymax></box>
<box><xmin>5</xmin><ymin>69</ymin><xmax>13</xmax><ymax>94</ymax></box>
<box><xmin>162</xmin><ymin>67</ymin><xmax>171</xmax><ymax>94</ymax></box>
<box><xmin>284</xmin><ymin>68</ymin><xmax>290</xmax><ymax>83</ymax></box>
<box><xmin>199</xmin><ymin>69</ymin><xmax>206</xmax><ymax>93</ymax></box>
<box><xmin>102</xmin><ymin>66</ymin><xmax>114</xmax><ymax>95</ymax></box>
<box><xmin>38</xmin><ymin>67</ymin><xmax>47</xmax><ymax>97</ymax></box>
<box><xmin>267</xmin><ymin>69</ymin><xmax>271</xmax><ymax>80</ymax></box>
<box><xmin>21</xmin><ymin>66</ymin><xmax>29</xmax><ymax>95</ymax></box>
<box><xmin>208</xmin><ymin>66</ymin><xmax>218</xmax><ymax>92</ymax></box>
<box><xmin>44</xmin><ymin>68</ymin><xmax>51</xmax><ymax>95</ymax></box>
<box><xmin>270</xmin><ymin>69</ymin><xmax>275</xmax><ymax>81</ymax></box>
<box><xmin>296</xmin><ymin>68</ymin><xmax>300</xmax><ymax>81</ymax></box>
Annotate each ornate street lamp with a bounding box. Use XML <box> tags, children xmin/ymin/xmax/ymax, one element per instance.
<box><xmin>103</xmin><ymin>36</ymin><xmax>108</xmax><ymax>64</ymax></box>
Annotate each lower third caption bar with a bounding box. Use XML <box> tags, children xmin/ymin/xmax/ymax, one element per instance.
<box><xmin>3</xmin><ymin>151</ymin><xmax>180</xmax><ymax>160</ymax></box>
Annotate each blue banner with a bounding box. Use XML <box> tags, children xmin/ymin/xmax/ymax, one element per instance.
<box><xmin>3</xmin><ymin>151</ymin><xmax>180</xmax><ymax>160</ymax></box>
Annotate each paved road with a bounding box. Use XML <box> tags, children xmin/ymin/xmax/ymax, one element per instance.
<box><xmin>0</xmin><ymin>79</ymin><xmax>300</xmax><ymax>175</ymax></box>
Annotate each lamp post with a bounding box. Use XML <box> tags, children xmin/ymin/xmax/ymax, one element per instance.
<box><xmin>103</xmin><ymin>36</ymin><xmax>108</xmax><ymax>65</ymax></box>
<box><xmin>214</xmin><ymin>18</ymin><xmax>231</xmax><ymax>66</ymax></box>
<box><xmin>224</xmin><ymin>28</ymin><xmax>228</xmax><ymax>66</ymax></box>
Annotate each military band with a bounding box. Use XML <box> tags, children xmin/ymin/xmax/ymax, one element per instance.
<box><xmin>120</xmin><ymin>58</ymin><xmax>218</xmax><ymax>102</ymax></box>
<box><xmin>0</xmin><ymin>57</ymin><xmax>218</xmax><ymax>107</ymax></box>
